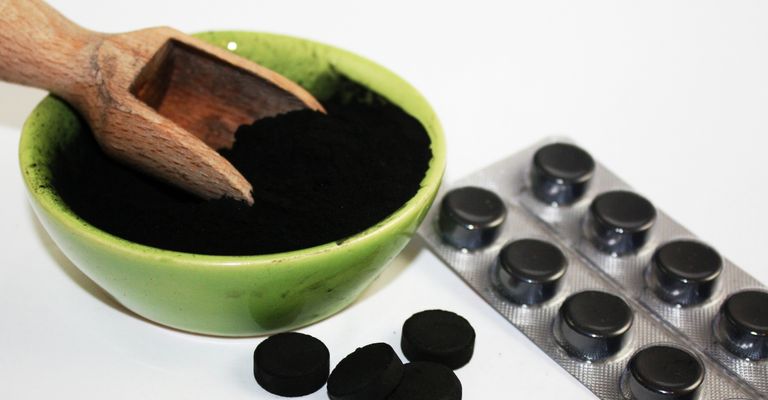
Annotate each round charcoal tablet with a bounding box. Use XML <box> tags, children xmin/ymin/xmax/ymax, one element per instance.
<box><xmin>438</xmin><ymin>187</ymin><xmax>506</xmax><ymax>250</ymax></box>
<box><xmin>588</xmin><ymin>191</ymin><xmax>656</xmax><ymax>255</ymax></box>
<box><xmin>253</xmin><ymin>332</ymin><xmax>330</xmax><ymax>397</ymax></box>
<box><xmin>327</xmin><ymin>343</ymin><xmax>404</xmax><ymax>400</ymax></box>
<box><xmin>530</xmin><ymin>143</ymin><xmax>595</xmax><ymax>206</ymax></box>
<box><xmin>556</xmin><ymin>291</ymin><xmax>633</xmax><ymax>361</ymax></box>
<box><xmin>715</xmin><ymin>290</ymin><xmax>768</xmax><ymax>360</ymax></box>
<box><xmin>388</xmin><ymin>362</ymin><xmax>462</xmax><ymax>400</ymax></box>
<box><xmin>627</xmin><ymin>346</ymin><xmax>704</xmax><ymax>400</ymax></box>
<box><xmin>496</xmin><ymin>239</ymin><xmax>567</xmax><ymax>305</ymax></box>
<box><xmin>650</xmin><ymin>240</ymin><xmax>722</xmax><ymax>306</ymax></box>
<box><xmin>401</xmin><ymin>310</ymin><xmax>476</xmax><ymax>369</ymax></box>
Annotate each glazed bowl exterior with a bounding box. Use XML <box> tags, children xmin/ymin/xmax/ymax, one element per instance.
<box><xmin>19</xmin><ymin>31</ymin><xmax>445</xmax><ymax>336</ymax></box>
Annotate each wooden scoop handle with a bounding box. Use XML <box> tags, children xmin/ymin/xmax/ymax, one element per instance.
<box><xmin>0</xmin><ymin>0</ymin><xmax>102</xmax><ymax>104</ymax></box>
<box><xmin>0</xmin><ymin>0</ymin><xmax>255</xmax><ymax>203</ymax></box>
<box><xmin>1</xmin><ymin>0</ymin><xmax>332</xmax><ymax>204</ymax></box>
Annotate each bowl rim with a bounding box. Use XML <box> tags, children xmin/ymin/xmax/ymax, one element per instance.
<box><xmin>19</xmin><ymin>30</ymin><xmax>446</xmax><ymax>267</ymax></box>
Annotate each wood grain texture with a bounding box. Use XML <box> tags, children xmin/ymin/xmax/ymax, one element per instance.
<box><xmin>0</xmin><ymin>0</ymin><xmax>326</xmax><ymax>204</ymax></box>
<box><xmin>132</xmin><ymin>40</ymin><xmax>313</xmax><ymax>150</ymax></box>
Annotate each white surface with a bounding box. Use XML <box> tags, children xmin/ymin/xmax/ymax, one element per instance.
<box><xmin>1</xmin><ymin>1</ymin><xmax>767</xmax><ymax>399</ymax></box>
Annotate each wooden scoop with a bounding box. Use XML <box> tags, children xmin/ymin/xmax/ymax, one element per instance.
<box><xmin>0</xmin><ymin>0</ymin><xmax>325</xmax><ymax>204</ymax></box>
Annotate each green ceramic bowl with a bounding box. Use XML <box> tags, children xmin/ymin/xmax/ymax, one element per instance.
<box><xmin>19</xmin><ymin>31</ymin><xmax>445</xmax><ymax>336</ymax></box>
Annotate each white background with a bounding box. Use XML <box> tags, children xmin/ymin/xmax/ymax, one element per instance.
<box><xmin>1</xmin><ymin>1</ymin><xmax>768</xmax><ymax>398</ymax></box>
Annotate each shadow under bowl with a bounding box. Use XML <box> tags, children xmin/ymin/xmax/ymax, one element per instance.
<box><xmin>18</xmin><ymin>31</ymin><xmax>446</xmax><ymax>336</ymax></box>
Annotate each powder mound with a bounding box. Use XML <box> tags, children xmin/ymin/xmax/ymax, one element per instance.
<box><xmin>52</xmin><ymin>99</ymin><xmax>431</xmax><ymax>255</ymax></box>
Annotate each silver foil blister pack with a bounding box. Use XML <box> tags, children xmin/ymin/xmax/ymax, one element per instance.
<box><xmin>417</xmin><ymin>138</ymin><xmax>767</xmax><ymax>399</ymax></box>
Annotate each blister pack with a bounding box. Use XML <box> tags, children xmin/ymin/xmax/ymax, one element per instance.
<box><xmin>417</xmin><ymin>138</ymin><xmax>767</xmax><ymax>399</ymax></box>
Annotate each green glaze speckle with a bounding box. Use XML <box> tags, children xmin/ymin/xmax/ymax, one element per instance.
<box><xmin>18</xmin><ymin>32</ymin><xmax>446</xmax><ymax>336</ymax></box>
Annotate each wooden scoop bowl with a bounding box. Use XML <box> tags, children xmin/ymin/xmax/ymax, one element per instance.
<box><xmin>0</xmin><ymin>0</ymin><xmax>325</xmax><ymax>204</ymax></box>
